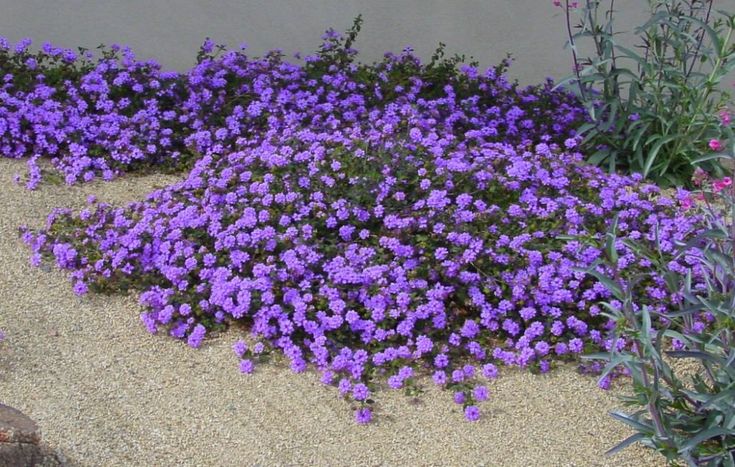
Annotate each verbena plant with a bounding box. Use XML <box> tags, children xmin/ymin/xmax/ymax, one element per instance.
<box><xmin>556</xmin><ymin>0</ymin><xmax>735</xmax><ymax>186</ymax></box>
<box><xmin>581</xmin><ymin>163</ymin><xmax>735</xmax><ymax>463</ymax></box>
<box><xmin>8</xmin><ymin>25</ymin><xmax>698</xmax><ymax>425</ymax></box>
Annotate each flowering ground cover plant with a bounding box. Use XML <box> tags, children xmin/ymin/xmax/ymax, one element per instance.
<box><xmin>0</xmin><ymin>18</ymin><xmax>582</xmax><ymax>188</ymax></box>
<box><xmin>3</xmin><ymin>21</ymin><xmax>704</xmax><ymax>427</ymax></box>
<box><xmin>0</xmin><ymin>38</ymin><xmax>190</xmax><ymax>187</ymax></box>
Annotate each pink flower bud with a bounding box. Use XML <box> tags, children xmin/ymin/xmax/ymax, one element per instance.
<box><xmin>692</xmin><ymin>167</ymin><xmax>708</xmax><ymax>187</ymax></box>
<box><xmin>719</xmin><ymin>109</ymin><xmax>731</xmax><ymax>126</ymax></box>
<box><xmin>709</xmin><ymin>139</ymin><xmax>723</xmax><ymax>152</ymax></box>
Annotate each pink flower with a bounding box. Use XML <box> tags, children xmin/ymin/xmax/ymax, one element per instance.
<box><xmin>680</xmin><ymin>196</ymin><xmax>694</xmax><ymax>210</ymax></box>
<box><xmin>713</xmin><ymin>177</ymin><xmax>732</xmax><ymax>193</ymax></box>
<box><xmin>709</xmin><ymin>139</ymin><xmax>723</xmax><ymax>152</ymax></box>
<box><xmin>719</xmin><ymin>109</ymin><xmax>731</xmax><ymax>126</ymax></box>
<box><xmin>692</xmin><ymin>167</ymin><xmax>708</xmax><ymax>187</ymax></box>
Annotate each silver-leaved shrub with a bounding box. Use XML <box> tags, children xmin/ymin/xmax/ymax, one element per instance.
<box><xmin>583</xmin><ymin>167</ymin><xmax>735</xmax><ymax>464</ymax></box>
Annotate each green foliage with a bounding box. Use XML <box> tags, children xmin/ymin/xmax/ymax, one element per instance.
<box><xmin>557</xmin><ymin>0</ymin><xmax>735</xmax><ymax>186</ymax></box>
<box><xmin>305</xmin><ymin>15</ymin><xmax>486</xmax><ymax>103</ymax></box>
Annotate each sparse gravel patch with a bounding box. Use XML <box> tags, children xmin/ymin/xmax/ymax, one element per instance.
<box><xmin>0</xmin><ymin>158</ymin><xmax>662</xmax><ymax>466</ymax></box>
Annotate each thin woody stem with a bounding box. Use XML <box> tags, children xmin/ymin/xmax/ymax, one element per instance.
<box><xmin>564</xmin><ymin>0</ymin><xmax>588</xmax><ymax>100</ymax></box>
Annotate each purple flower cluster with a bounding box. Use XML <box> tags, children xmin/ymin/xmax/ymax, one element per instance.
<box><xmin>11</xmin><ymin>32</ymin><xmax>702</xmax><ymax>423</ymax></box>
<box><xmin>0</xmin><ymin>35</ymin><xmax>584</xmax><ymax>187</ymax></box>
<box><xmin>0</xmin><ymin>40</ymin><xmax>190</xmax><ymax>187</ymax></box>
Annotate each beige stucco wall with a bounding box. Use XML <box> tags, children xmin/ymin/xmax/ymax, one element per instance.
<box><xmin>0</xmin><ymin>1</ymin><xmax>732</xmax><ymax>85</ymax></box>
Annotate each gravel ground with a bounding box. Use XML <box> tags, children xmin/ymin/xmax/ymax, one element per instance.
<box><xmin>0</xmin><ymin>158</ymin><xmax>663</xmax><ymax>467</ymax></box>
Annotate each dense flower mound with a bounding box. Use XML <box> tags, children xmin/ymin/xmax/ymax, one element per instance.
<box><xmin>0</xmin><ymin>39</ymin><xmax>188</xmax><ymax>186</ymax></box>
<box><xmin>24</xmin><ymin>136</ymin><xmax>699</xmax><ymax>423</ymax></box>
<box><xmin>9</xmin><ymin>30</ymin><xmax>703</xmax><ymax>422</ymax></box>
<box><xmin>1</xmin><ymin>32</ymin><xmax>584</xmax><ymax>188</ymax></box>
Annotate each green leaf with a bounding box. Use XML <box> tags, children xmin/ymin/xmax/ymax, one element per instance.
<box><xmin>666</xmin><ymin>351</ymin><xmax>728</xmax><ymax>368</ymax></box>
<box><xmin>680</xmin><ymin>427</ymin><xmax>733</xmax><ymax>453</ymax></box>
<box><xmin>609</xmin><ymin>410</ymin><xmax>654</xmax><ymax>433</ymax></box>
<box><xmin>581</xmin><ymin>352</ymin><xmax>612</xmax><ymax>361</ymax></box>
<box><xmin>606</xmin><ymin>433</ymin><xmax>647</xmax><ymax>456</ymax></box>
<box><xmin>605</xmin><ymin>213</ymin><xmax>620</xmax><ymax>265</ymax></box>
<box><xmin>575</xmin><ymin>122</ymin><xmax>598</xmax><ymax>136</ymax></box>
<box><xmin>629</xmin><ymin>122</ymin><xmax>652</xmax><ymax>152</ymax></box>
<box><xmin>692</xmin><ymin>153</ymin><xmax>735</xmax><ymax>164</ymax></box>
<box><xmin>643</xmin><ymin>134</ymin><xmax>679</xmax><ymax>178</ymax></box>
<box><xmin>587</xmin><ymin>149</ymin><xmax>611</xmax><ymax>166</ymax></box>
<box><xmin>599</xmin><ymin>353</ymin><xmax>636</xmax><ymax>382</ymax></box>
<box><xmin>614</xmin><ymin>45</ymin><xmax>648</xmax><ymax>66</ymax></box>
<box><xmin>679</xmin><ymin>16</ymin><xmax>724</xmax><ymax>56</ymax></box>
<box><xmin>699</xmin><ymin>384</ymin><xmax>735</xmax><ymax>410</ymax></box>
<box><xmin>584</xmin><ymin>267</ymin><xmax>623</xmax><ymax>298</ymax></box>
<box><xmin>635</xmin><ymin>11</ymin><xmax>673</xmax><ymax>34</ymax></box>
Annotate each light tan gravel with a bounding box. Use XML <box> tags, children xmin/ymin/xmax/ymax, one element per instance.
<box><xmin>0</xmin><ymin>158</ymin><xmax>663</xmax><ymax>467</ymax></box>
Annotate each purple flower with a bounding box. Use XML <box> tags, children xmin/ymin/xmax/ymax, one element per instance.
<box><xmin>397</xmin><ymin>366</ymin><xmax>413</xmax><ymax>380</ymax></box>
<box><xmin>12</xmin><ymin>35</ymin><xmax>698</xmax><ymax>427</ymax></box>
<box><xmin>320</xmin><ymin>371</ymin><xmax>335</xmax><ymax>385</ymax></box>
<box><xmin>232</xmin><ymin>340</ymin><xmax>247</xmax><ymax>357</ymax></box>
<box><xmin>239</xmin><ymin>359</ymin><xmax>254</xmax><ymax>374</ymax></box>
<box><xmin>187</xmin><ymin>324</ymin><xmax>206</xmax><ymax>348</ymax></box>
<box><xmin>355</xmin><ymin>407</ymin><xmax>372</xmax><ymax>425</ymax></box>
<box><xmin>451</xmin><ymin>369</ymin><xmax>465</xmax><ymax>383</ymax></box>
<box><xmin>338</xmin><ymin>378</ymin><xmax>352</xmax><ymax>396</ymax></box>
<box><xmin>453</xmin><ymin>391</ymin><xmax>465</xmax><ymax>404</ymax></box>
<box><xmin>482</xmin><ymin>363</ymin><xmax>499</xmax><ymax>379</ymax></box>
<box><xmin>201</xmin><ymin>38</ymin><xmax>215</xmax><ymax>53</ymax></box>
<box><xmin>140</xmin><ymin>313</ymin><xmax>158</xmax><ymax>334</ymax></box>
<box><xmin>387</xmin><ymin>375</ymin><xmax>403</xmax><ymax>389</ymax></box>
<box><xmin>352</xmin><ymin>383</ymin><xmax>370</xmax><ymax>401</ymax></box>
<box><xmin>434</xmin><ymin>354</ymin><xmax>449</xmax><ymax>368</ymax></box>
<box><xmin>415</xmin><ymin>335</ymin><xmax>433</xmax><ymax>354</ymax></box>
<box><xmin>72</xmin><ymin>281</ymin><xmax>88</xmax><ymax>296</ymax></box>
<box><xmin>472</xmin><ymin>385</ymin><xmax>489</xmax><ymax>402</ymax></box>
<box><xmin>464</xmin><ymin>405</ymin><xmax>480</xmax><ymax>422</ymax></box>
<box><xmin>432</xmin><ymin>370</ymin><xmax>447</xmax><ymax>385</ymax></box>
<box><xmin>598</xmin><ymin>375</ymin><xmax>612</xmax><ymax>390</ymax></box>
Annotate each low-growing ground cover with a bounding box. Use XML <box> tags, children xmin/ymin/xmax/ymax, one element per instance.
<box><xmin>0</xmin><ymin>165</ymin><xmax>663</xmax><ymax>464</ymax></box>
<box><xmin>0</xmin><ymin>22</ymin><xmax>709</xmax><ymax>433</ymax></box>
<box><xmin>11</xmin><ymin>28</ymin><xmax>735</xmax><ymax>467</ymax></box>
<box><xmin>0</xmin><ymin>30</ymin><xmax>582</xmax><ymax>186</ymax></box>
